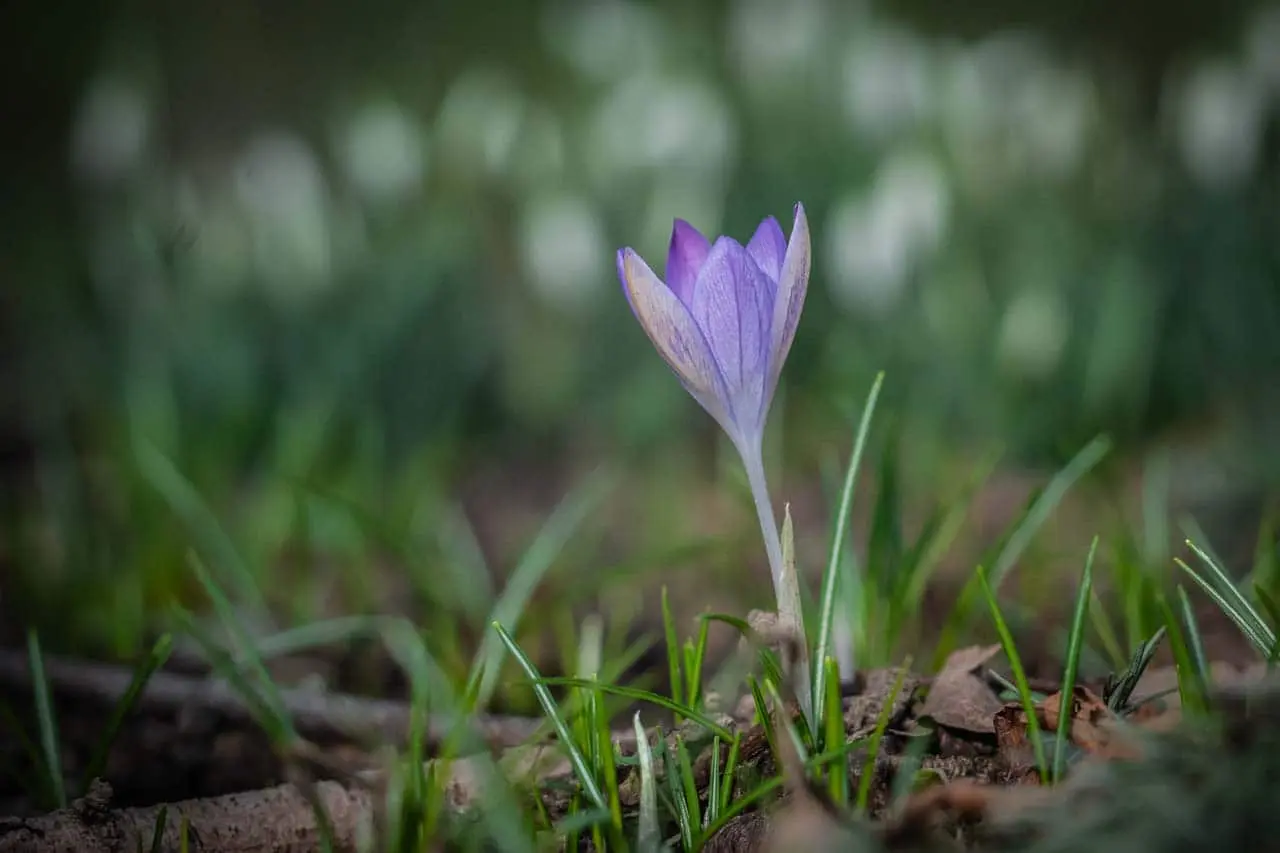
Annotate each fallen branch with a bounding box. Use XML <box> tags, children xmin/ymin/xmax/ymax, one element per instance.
<box><xmin>0</xmin><ymin>777</ymin><xmax>376</xmax><ymax>853</ymax></box>
<box><xmin>0</xmin><ymin>650</ymin><xmax>542</xmax><ymax>753</ymax></box>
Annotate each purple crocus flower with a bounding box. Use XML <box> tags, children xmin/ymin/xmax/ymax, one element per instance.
<box><xmin>616</xmin><ymin>204</ymin><xmax>810</xmax><ymax>455</ymax></box>
<box><xmin>617</xmin><ymin>204</ymin><xmax>814</xmax><ymax>720</ymax></box>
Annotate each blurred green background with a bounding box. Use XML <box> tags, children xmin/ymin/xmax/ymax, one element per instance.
<box><xmin>3</xmin><ymin>0</ymin><xmax>1280</xmax><ymax>689</ymax></box>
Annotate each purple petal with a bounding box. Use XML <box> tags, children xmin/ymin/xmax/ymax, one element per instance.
<box><xmin>689</xmin><ymin>237</ymin><xmax>776</xmax><ymax>432</ymax></box>
<box><xmin>665</xmin><ymin>219</ymin><xmax>711</xmax><ymax>306</ymax></box>
<box><xmin>746</xmin><ymin>216</ymin><xmax>787</xmax><ymax>283</ymax></box>
<box><xmin>764</xmin><ymin>203</ymin><xmax>811</xmax><ymax>409</ymax></box>
<box><xmin>618</xmin><ymin>247</ymin><xmax>733</xmax><ymax>429</ymax></box>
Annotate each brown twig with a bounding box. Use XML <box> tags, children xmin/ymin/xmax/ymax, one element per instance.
<box><xmin>0</xmin><ymin>649</ymin><xmax>543</xmax><ymax>753</ymax></box>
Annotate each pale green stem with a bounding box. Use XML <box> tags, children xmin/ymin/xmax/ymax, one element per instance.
<box><xmin>739</xmin><ymin>438</ymin><xmax>813</xmax><ymax>724</ymax></box>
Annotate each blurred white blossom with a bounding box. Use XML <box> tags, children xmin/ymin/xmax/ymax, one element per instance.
<box><xmin>72</xmin><ymin>74</ymin><xmax>151</xmax><ymax>184</ymax></box>
<box><xmin>520</xmin><ymin>192</ymin><xmax>607</xmax><ymax>313</ymax></box>
<box><xmin>827</xmin><ymin>150</ymin><xmax>951</xmax><ymax>314</ymax></box>
<box><xmin>1008</xmin><ymin>64</ymin><xmax>1096</xmax><ymax>180</ymax></box>
<box><xmin>586</xmin><ymin>73</ymin><xmax>738</xmax><ymax>188</ymax></box>
<box><xmin>997</xmin><ymin>287</ymin><xmax>1070</xmax><ymax>379</ymax></box>
<box><xmin>336</xmin><ymin>99</ymin><xmax>426</xmax><ymax>206</ymax></box>
<box><xmin>940</xmin><ymin>33</ymin><xmax>1092</xmax><ymax>191</ymax></box>
<box><xmin>841</xmin><ymin>26</ymin><xmax>934</xmax><ymax>141</ymax></box>
<box><xmin>1168</xmin><ymin>58</ymin><xmax>1267</xmax><ymax>190</ymax></box>
<box><xmin>729</xmin><ymin>0</ymin><xmax>830</xmax><ymax>96</ymax></box>
<box><xmin>435</xmin><ymin>69</ymin><xmax>527</xmax><ymax>178</ymax></box>
<box><xmin>542</xmin><ymin>0</ymin><xmax>665</xmax><ymax>83</ymax></box>
<box><xmin>233</xmin><ymin>130</ymin><xmax>334</xmax><ymax>293</ymax></box>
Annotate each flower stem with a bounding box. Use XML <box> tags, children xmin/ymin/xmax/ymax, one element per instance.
<box><xmin>740</xmin><ymin>442</ymin><xmax>813</xmax><ymax>724</ymax></box>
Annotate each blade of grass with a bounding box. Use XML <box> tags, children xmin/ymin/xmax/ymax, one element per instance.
<box><xmin>663</xmin><ymin>729</ymin><xmax>695</xmax><ymax>850</ymax></box>
<box><xmin>492</xmin><ymin>622</ymin><xmax>606</xmax><ymax>810</ymax></box>
<box><xmin>976</xmin><ymin>567</ymin><xmax>1048</xmax><ymax>783</ymax></box>
<box><xmin>813</xmin><ymin>372</ymin><xmax>884</xmax><ymax>734</ymax></box>
<box><xmin>84</xmin><ymin>633</ymin><xmax>173</xmax><ymax>791</ymax></box>
<box><xmin>26</xmin><ymin>630</ymin><xmax>65</xmax><ymax>808</ymax></box>
<box><xmin>685</xmin><ymin>614</ymin><xmax>711</xmax><ymax>712</ymax></box>
<box><xmin>134</xmin><ymin>439</ymin><xmax>267</xmax><ymax>614</ymax></box>
<box><xmin>470</xmin><ymin>470</ymin><xmax>613</xmax><ymax>710</ymax></box>
<box><xmin>1178</xmin><ymin>539</ymin><xmax>1277</xmax><ymax>655</ymax></box>
<box><xmin>1177</xmin><ymin>585</ymin><xmax>1210</xmax><ymax>692</ymax></box>
<box><xmin>706</xmin><ymin>735</ymin><xmax>723</xmax><ymax>829</ymax></box>
<box><xmin>1053</xmin><ymin>537</ymin><xmax>1096</xmax><ymax>782</ymax></box>
<box><xmin>1155</xmin><ymin>590</ymin><xmax>1207</xmax><ymax>714</ymax></box>
<box><xmin>381</xmin><ymin>618</ymin><xmax>534</xmax><ymax>853</ymax></box>
<box><xmin>662</xmin><ymin>585</ymin><xmax>684</xmax><ymax>723</ymax></box>
<box><xmin>822</xmin><ymin>656</ymin><xmax>848</xmax><ymax>806</ymax></box>
<box><xmin>536</xmin><ymin>678</ymin><xmax>733</xmax><ymax>740</ymax></box>
<box><xmin>1104</xmin><ymin>626</ymin><xmax>1165</xmax><ymax>712</ymax></box>
<box><xmin>148</xmin><ymin>805</ymin><xmax>169</xmax><ymax>853</ymax></box>
<box><xmin>721</xmin><ymin>730</ymin><xmax>742</xmax><ymax>817</ymax></box>
<box><xmin>185</xmin><ymin>554</ymin><xmax>296</xmax><ymax>741</ymax></box>
<box><xmin>935</xmin><ymin>436</ymin><xmax>1111</xmax><ymax>668</ymax></box>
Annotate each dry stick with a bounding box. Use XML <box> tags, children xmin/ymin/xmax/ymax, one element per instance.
<box><xmin>0</xmin><ymin>650</ymin><xmax>542</xmax><ymax>752</ymax></box>
<box><xmin>0</xmin><ymin>776</ymin><xmax>377</xmax><ymax>853</ymax></box>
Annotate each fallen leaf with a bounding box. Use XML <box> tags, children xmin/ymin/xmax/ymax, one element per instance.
<box><xmin>844</xmin><ymin>667</ymin><xmax>920</xmax><ymax>733</ymax></box>
<box><xmin>919</xmin><ymin>644</ymin><xmax>1004</xmax><ymax>734</ymax></box>
<box><xmin>992</xmin><ymin>704</ymin><xmax>1042</xmax><ymax>783</ymax></box>
<box><xmin>1040</xmin><ymin>686</ymin><xmax>1140</xmax><ymax>760</ymax></box>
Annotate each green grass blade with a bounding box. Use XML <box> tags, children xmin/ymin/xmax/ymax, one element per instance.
<box><xmin>492</xmin><ymin>622</ymin><xmax>607</xmax><ymax>810</ymax></box>
<box><xmin>935</xmin><ymin>436</ymin><xmax>1111</xmax><ymax>668</ymax></box>
<box><xmin>675</xmin><ymin>734</ymin><xmax>701</xmax><ymax>837</ymax></box>
<box><xmin>148</xmin><ymin>805</ymin><xmax>169</xmax><ymax>853</ymax></box>
<box><xmin>662</xmin><ymin>585</ymin><xmax>684</xmax><ymax>720</ymax></box>
<box><xmin>706</xmin><ymin>735</ymin><xmax>723</xmax><ymax>829</ymax></box>
<box><xmin>813</xmin><ymin>372</ymin><xmax>884</xmax><ymax>732</ymax></box>
<box><xmin>1087</xmin><ymin>587</ymin><xmax>1127</xmax><ymax>671</ymax></box>
<box><xmin>1179</xmin><ymin>538</ymin><xmax>1277</xmax><ymax>655</ymax></box>
<box><xmin>1053</xmin><ymin>537</ymin><xmax>1096</xmax><ymax>782</ymax></box>
<box><xmin>84</xmin><ymin>633</ymin><xmax>173</xmax><ymax>791</ymax></box>
<box><xmin>685</xmin><ymin>615</ymin><xmax>711</xmax><ymax>712</ymax></box>
<box><xmin>1254</xmin><ymin>585</ymin><xmax>1280</xmax><ymax>667</ymax></box>
<box><xmin>535</xmin><ymin>678</ymin><xmax>733</xmax><ymax>740</ymax></box>
<box><xmin>721</xmin><ymin>732</ymin><xmax>742</xmax><ymax>818</ymax></box>
<box><xmin>1104</xmin><ymin>626</ymin><xmax>1165</xmax><ymax>712</ymax></box>
<box><xmin>26</xmin><ymin>630</ymin><xmax>65</xmax><ymax>808</ymax></box>
<box><xmin>185</xmin><ymin>554</ymin><xmax>296</xmax><ymax>742</ymax></box>
<box><xmin>663</xmin><ymin>731</ymin><xmax>695</xmax><ymax>850</ymax></box>
<box><xmin>1177</xmin><ymin>586</ymin><xmax>1210</xmax><ymax>690</ymax></box>
<box><xmin>1154</xmin><ymin>590</ymin><xmax>1206</xmax><ymax>714</ymax></box>
<box><xmin>252</xmin><ymin>616</ymin><xmax>388</xmax><ymax>660</ymax></box>
<box><xmin>471</xmin><ymin>470</ymin><xmax>613</xmax><ymax>710</ymax></box>
<box><xmin>977</xmin><ymin>567</ymin><xmax>1048</xmax><ymax>783</ymax></box>
<box><xmin>134</xmin><ymin>439</ymin><xmax>266</xmax><ymax>614</ymax></box>
<box><xmin>822</xmin><ymin>656</ymin><xmax>848</xmax><ymax>806</ymax></box>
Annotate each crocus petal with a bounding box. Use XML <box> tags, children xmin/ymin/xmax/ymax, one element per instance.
<box><xmin>690</xmin><ymin>237</ymin><xmax>776</xmax><ymax>433</ymax></box>
<box><xmin>764</xmin><ymin>203</ymin><xmax>811</xmax><ymax>408</ymax></box>
<box><xmin>618</xmin><ymin>248</ymin><xmax>733</xmax><ymax>427</ymax></box>
<box><xmin>746</xmin><ymin>216</ymin><xmax>787</xmax><ymax>284</ymax></box>
<box><xmin>665</xmin><ymin>219</ymin><xmax>711</xmax><ymax>306</ymax></box>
